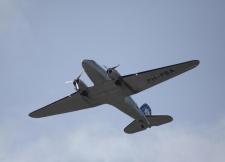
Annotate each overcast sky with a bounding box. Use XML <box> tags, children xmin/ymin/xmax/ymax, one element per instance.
<box><xmin>1</xmin><ymin>0</ymin><xmax>225</xmax><ymax>162</ymax></box>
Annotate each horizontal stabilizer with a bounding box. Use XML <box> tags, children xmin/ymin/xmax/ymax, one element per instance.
<box><xmin>124</xmin><ymin>115</ymin><xmax>173</xmax><ymax>134</ymax></box>
<box><xmin>147</xmin><ymin>115</ymin><xmax>173</xmax><ymax>126</ymax></box>
<box><xmin>124</xmin><ymin>120</ymin><xmax>147</xmax><ymax>134</ymax></box>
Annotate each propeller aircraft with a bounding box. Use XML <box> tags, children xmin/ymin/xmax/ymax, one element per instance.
<box><xmin>29</xmin><ymin>59</ymin><xmax>199</xmax><ymax>134</ymax></box>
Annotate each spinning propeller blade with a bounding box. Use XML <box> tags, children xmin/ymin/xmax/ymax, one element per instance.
<box><xmin>104</xmin><ymin>64</ymin><xmax>120</xmax><ymax>73</ymax></box>
<box><xmin>64</xmin><ymin>71</ymin><xmax>83</xmax><ymax>91</ymax></box>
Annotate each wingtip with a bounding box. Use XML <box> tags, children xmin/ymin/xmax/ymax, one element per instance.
<box><xmin>186</xmin><ymin>60</ymin><xmax>200</xmax><ymax>70</ymax></box>
<box><xmin>29</xmin><ymin>112</ymin><xmax>40</xmax><ymax>118</ymax></box>
<box><xmin>193</xmin><ymin>60</ymin><xmax>200</xmax><ymax>66</ymax></box>
<box><xmin>168</xmin><ymin>116</ymin><xmax>173</xmax><ymax>122</ymax></box>
<box><xmin>29</xmin><ymin>112</ymin><xmax>35</xmax><ymax>118</ymax></box>
<box><xmin>124</xmin><ymin>129</ymin><xmax>133</xmax><ymax>134</ymax></box>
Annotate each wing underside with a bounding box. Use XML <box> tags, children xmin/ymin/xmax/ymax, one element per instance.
<box><xmin>29</xmin><ymin>92</ymin><xmax>100</xmax><ymax>118</ymax></box>
<box><xmin>122</xmin><ymin>60</ymin><xmax>199</xmax><ymax>95</ymax></box>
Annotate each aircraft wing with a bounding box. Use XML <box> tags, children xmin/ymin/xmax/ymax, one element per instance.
<box><xmin>29</xmin><ymin>92</ymin><xmax>101</xmax><ymax>118</ymax></box>
<box><xmin>122</xmin><ymin>60</ymin><xmax>199</xmax><ymax>95</ymax></box>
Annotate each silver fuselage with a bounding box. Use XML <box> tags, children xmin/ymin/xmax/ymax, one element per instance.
<box><xmin>82</xmin><ymin>59</ymin><xmax>146</xmax><ymax>121</ymax></box>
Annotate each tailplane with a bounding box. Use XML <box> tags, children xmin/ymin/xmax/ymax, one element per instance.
<box><xmin>124</xmin><ymin>103</ymin><xmax>173</xmax><ymax>134</ymax></box>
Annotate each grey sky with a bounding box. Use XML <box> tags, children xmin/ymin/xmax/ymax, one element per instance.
<box><xmin>1</xmin><ymin>0</ymin><xmax>225</xmax><ymax>162</ymax></box>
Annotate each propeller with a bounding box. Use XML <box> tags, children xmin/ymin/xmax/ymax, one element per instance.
<box><xmin>104</xmin><ymin>64</ymin><xmax>120</xmax><ymax>74</ymax></box>
<box><xmin>65</xmin><ymin>72</ymin><xmax>83</xmax><ymax>91</ymax></box>
<box><xmin>73</xmin><ymin>72</ymin><xmax>82</xmax><ymax>91</ymax></box>
<box><xmin>64</xmin><ymin>80</ymin><xmax>73</xmax><ymax>84</ymax></box>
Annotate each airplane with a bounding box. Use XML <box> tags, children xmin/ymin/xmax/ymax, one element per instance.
<box><xmin>29</xmin><ymin>59</ymin><xmax>199</xmax><ymax>134</ymax></box>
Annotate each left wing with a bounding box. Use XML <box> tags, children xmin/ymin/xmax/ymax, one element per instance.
<box><xmin>29</xmin><ymin>92</ymin><xmax>101</xmax><ymax>118</ymax></box>
<box><xmin>122</xmin><ymin>60</ymin><xmax>199</xmax><ymax>95</ymax></box>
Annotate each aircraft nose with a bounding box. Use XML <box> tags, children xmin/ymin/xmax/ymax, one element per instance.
<box><xmin>82</xmin><ymin>59</ymin><xmax>91</xmax><ymax>65</ymax></box>
<box><xmin>82</xmin><ymin>59</ymin><xmax>95</xmax><ymax>67</ymax></box>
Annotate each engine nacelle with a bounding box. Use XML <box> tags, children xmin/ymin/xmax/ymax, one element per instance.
<box><xmin>73</xmin><ymin>79</ymin><xmax>88</xmax><ymax>96</ymax></box>
<box><xmin>107</xmin><ymin>69</ymin><xmax>121</xmax><ymax>81</ymax></box>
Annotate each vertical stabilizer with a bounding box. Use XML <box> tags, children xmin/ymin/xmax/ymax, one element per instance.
<box><xmin>140</xmin><ymin>103</ymin><xmax>151</xmax><ymax>116</ymax></box>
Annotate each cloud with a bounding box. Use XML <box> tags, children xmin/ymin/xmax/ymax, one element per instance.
<box><xmin>1</xmin><ymin>119</ymin><xmax>225</xmax><ymax>162</ymax></box>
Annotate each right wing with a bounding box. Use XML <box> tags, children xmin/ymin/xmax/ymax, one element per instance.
<box><xmin>122</xmin><ymin>60</ymin><xmax>199</xmax><ymax>95</ymax></box>
<box><xmin>29</xmin><ymin>92</ymin><xmax>101</xmax><ymax>118</ymax></box>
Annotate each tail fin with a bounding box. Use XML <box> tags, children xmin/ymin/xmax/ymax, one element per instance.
<box><xmin>140</xmin><ymin>103</ymin><xmax>151</xmax><ymax>116</ymax></box>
